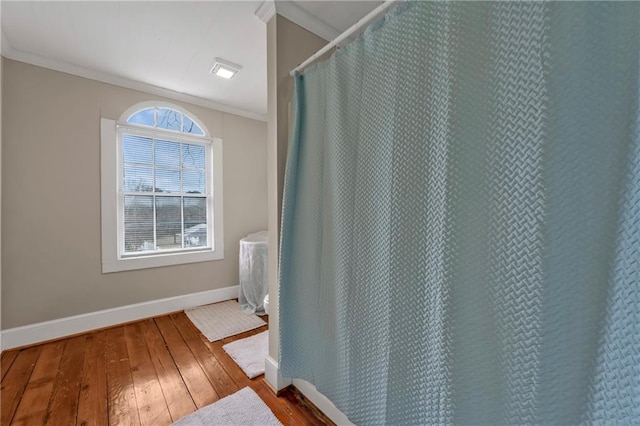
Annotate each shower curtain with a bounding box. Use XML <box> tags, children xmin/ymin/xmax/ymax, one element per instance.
<box><xmin>279</xmin><ymin>2</ymin><xmax>639</xmax><ymax>425</ymax></box>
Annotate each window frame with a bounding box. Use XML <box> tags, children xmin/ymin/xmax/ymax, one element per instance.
<box><xmin>101</xmin><ymin>103</ymin><xmax>224</xmax><ymax>273</ymax></box>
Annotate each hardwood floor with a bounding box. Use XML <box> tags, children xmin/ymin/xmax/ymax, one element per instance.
<box><xmin>1</xmin><ymin>312</ymin><xmax>332</xmax><ymax>426</ymax></box>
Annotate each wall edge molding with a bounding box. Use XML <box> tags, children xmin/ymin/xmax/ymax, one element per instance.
<box><xmin>0</xmin><ymin>46</ymin><xmax>266</xmax><ymax>122</ymax></box>
<box><xmin>274</xmin><ymin>2</ymin><xmax>340</xmax><ymax>44</ymax></box>
<box><xmin>265</xmin><ymin>355</ymin><xmax>292</xmax><ymax>391</ymax></box>
<box><xmin>1</xmin><ymin>285</ymin><xmax>239</xmax><ymax>351</ymax></box>
<box><xmin>0</xmin><ymin>29</ymin><xmax>11</xmax><ymax>56</ymax></box>
<box><xmin>292</xmin><ymin>378</ymin><xmax>355</xmax><ymax>426</ymax></box>
<box><xmin>255</xmin><ymin>1</ymin><xmax>276</xmax><ymax>23</ymax></box>
<box><xmin>264</xmin><ymin>357</ymin><xmax>352</xmax><ymax>424</ymax></box>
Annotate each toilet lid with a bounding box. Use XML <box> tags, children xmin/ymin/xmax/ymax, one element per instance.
<box><xmin>241</xmin><ymin>231</ymin><xmax>268</xmax><ymax>245</ymax></box>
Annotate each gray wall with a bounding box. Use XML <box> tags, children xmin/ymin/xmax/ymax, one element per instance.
<box><xmin>267</xmin><ymin>15</ymin><xmax>328</xmax><ymax>360</ymax></box>
<box><xmin>1</xmin><ymin>58</ymin><xmax>267</xmax><ymax>329</ymax></box>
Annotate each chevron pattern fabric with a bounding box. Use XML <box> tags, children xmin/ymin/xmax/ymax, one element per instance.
<box><xmin>279</xmin><ymin>2</ymin><xmax>640</xmax><ymax>425</ymax></box>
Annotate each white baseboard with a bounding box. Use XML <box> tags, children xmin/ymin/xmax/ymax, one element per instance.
<box><xmin>1</xmin><ymin>285</ymin><xmax>239</xmax><ymax>351</ymax></box>
<box><xmin>293</xmin><ymin>378</ymin><xmax>354</xmax><ymax>426</ymax></box>
<box><xmin>265</xmin><ymin>355</ymin><xmax>292</xmax><ymax>391</ymax></box>
<box><xmin>264</xmin><ymin>356</ymin><xmax>352</xmax><ymax>425</ymax></box>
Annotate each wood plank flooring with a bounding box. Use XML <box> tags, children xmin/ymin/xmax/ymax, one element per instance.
<box><xmin>1</xmin><ymin>311</ymin><xmax>332</xmax><ymax>426</ymax></box>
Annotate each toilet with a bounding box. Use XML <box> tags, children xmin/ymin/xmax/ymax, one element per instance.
<box><xmin>263</xmin><ymin>294</ymin><xmax>269</xmax><ymax>315</ymax></box>
<box><xmin>238</xmin><ymin>231</ymin><xmax>269</xmax><ymax>315</ymax></box>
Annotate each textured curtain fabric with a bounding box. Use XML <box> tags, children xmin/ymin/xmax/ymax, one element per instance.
<box><xmin>279</xmin><ymin>2</ymin><xmax>640</xmax><ymax>425</ymax></box>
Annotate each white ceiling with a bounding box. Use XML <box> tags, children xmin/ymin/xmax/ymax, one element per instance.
<box><xmin>1</xmin><ymin>1</ymin><xmax>382</xmax><ymax>121</ymax></box>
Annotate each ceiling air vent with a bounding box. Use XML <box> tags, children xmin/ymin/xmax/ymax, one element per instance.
<box><xmin>210</xmin><ymin>58</ymin><xmax>242</xmax><ymax>79</ymax></box>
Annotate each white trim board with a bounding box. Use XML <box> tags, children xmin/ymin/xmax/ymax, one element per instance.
<box><xmin>264</xmin><ymin>357</ymin><xmax>353</xmax><ymax>426</ymax></box>
<box><xmin>1</xmin><ymin>285</ymin><xmax>239</xmax><ymax>351</ymax></box>
<box><xmin>293</xmin><ymin>379</ymin><xmax>354</xmax><ymax>426</ymax></box>
<box><xmin>265</xmin><ymin>355</ymin><xmax>292</xmax><ymax>392</ymax></box>
<box><xmin>274</xmin><ymin>2</ymin><xmax>343</xmax><ymax>45</ymax></box>
<box><xmin>254</xmin><ymin>1</ymin><xmax>276</xmax><ymax>24</ymax></box>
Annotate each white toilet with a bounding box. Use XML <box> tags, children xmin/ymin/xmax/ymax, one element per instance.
<box><xmin>238</xmin><ymin>231</ymin><xmax>268</xmax><ymax>315</ymax></box>
<box><xmin>263</xmin><ymin>294</ymin><xmax>269</xmax><ymax>314</ymax></box>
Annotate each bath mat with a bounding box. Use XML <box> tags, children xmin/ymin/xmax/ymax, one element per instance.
<box><xmin>185</xmin><ymin>300</ymin><xmax>266</xmax><ymax>342</ymax></box>
<box><xmin>173</xmin><ymin>386</ymin><xmax>281</xmax><ymax>426</ymax></box>
<box><xmin>223</xmin><ymin>330</ymin><xmax>268</xmax><ymax>379</ymax></box>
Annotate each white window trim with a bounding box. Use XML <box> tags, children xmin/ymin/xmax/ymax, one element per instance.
<box><xmin>101</xmin><ymin>116</ymin><xmax>224</xmax><ymax>273</ymax></box>
<box><xmin>120</xmin><ymin>100</ymin><xmax>209</xmax><ymax>136</ymax></box>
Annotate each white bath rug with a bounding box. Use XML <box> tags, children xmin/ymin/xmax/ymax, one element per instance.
<box><xmin>173</xmin><ymin>386</ymin><xmax>281</xmax><ymax>426</ymax></box>
<box><xmin>185</xmin><ymin>300</ymin><xmax>266</xmax><ymax>342</ymax></box>
<box><xmin>223</xmin><ymin>330</ymin><xmax>269</xmax><ymax>379</ymax></box>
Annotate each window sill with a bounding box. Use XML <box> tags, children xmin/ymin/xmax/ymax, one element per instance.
<box><xmin>102</xmin><ymin>249</ymin><xmax>223</xmax><ymax>273</ymax></box>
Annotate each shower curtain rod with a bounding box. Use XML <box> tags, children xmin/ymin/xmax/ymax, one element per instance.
<box><xmin>289</xmin><ymin>0</ymin><xmax>402</xmax><ymax>76</ymax></box>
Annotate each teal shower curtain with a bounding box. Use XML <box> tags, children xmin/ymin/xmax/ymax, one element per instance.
<box><xmin>279</xmin><ymin>2</ymin><xmax>639</xmax><ymax>424</ymax></box>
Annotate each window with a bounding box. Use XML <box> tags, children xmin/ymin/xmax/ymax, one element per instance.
<box><xmin>101</xmin><ymin>102</ymin><xmax>223</xmax><ymax>273</ymax></box>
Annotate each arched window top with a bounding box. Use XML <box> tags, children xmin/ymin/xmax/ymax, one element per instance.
<box><xmin>120</xmin><ymin>101</ymin><xmax>208</xmax><ymax>137</ymax></box>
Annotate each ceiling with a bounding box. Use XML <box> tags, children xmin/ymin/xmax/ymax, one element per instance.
<box><xmin>1</xmin><ymin>1</ymin><xmax>382</xmax><ymax>121</ymax></box>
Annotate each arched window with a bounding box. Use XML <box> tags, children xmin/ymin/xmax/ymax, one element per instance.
<box><xmin>126</xmin><ymin>105</ymin><xmax>206</xmax><ymax>136</ymax></box>
<box><xmin>101</xmin><ymin>102</ymin><xmax>223</xmax><ymax>272</ymax></box>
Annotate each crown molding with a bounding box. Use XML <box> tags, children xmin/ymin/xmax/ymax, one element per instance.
<box><xmin>255</xmin><ymin>1</ymin><xmax>276</xmax><ymax>23</ymax></box>
<box><xmin>255</xmin><ymin>1</ymin><xmax>350</xmax><ymax>46</ymax></box>
<box><xmin>1</xmin><ymin>29</ymin><xmax>11</xmax><ymax>56</ymax></box>
<box><xmin>1</xmin><ymin>43</ymin><xmax>267</xmax><ymax>122</ymax></box>
<box><xmin>274</xmin><ymin>1</ymin><xmax>342</xmax><ymax>44</ymax></box>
